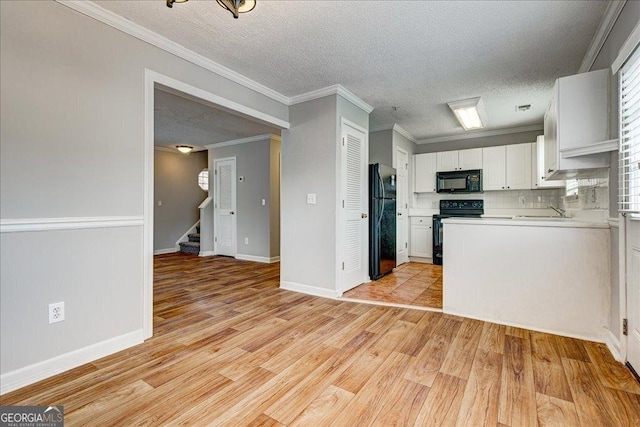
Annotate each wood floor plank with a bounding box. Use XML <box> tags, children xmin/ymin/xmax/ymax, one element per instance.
<box><xmin>478</xmin><ymin>321</ymin><xmax>506</xmax><ymax>354</ymax></box>
<box><xmin>498</xmin><ymin>335</ymin><xmax>537</xmax><ymax>426</ymax></box>
<box><xmin>330</xmin><ymin>351</ymin><xmax>412</xmax><ymax>426</ymax></box>
<box><xmin>455</xmin><ymin>348</ymin><xmax>503</xmax><ymax>426</ymax></box>
<box><xmin>289</xmin><ymin>385</ymin><xmax>354</xmax><ymax>427</ymax></box>
<box><xmin>413</xmin><ymin>373</ymin><xmax>467</xmax><ymax>426</ymax></box>
<box><xmin>584</xmin><ymin>341</ymin><xmax>640</xmax><ymax>395</ymax></box>
<box><xmin>530</xmin><ymin>330</ymin><xmax>574</xmax><ymax>402</ymax></box>
<box><xmin>372</xmin><ymin>379</ymin><xmax>429</xmax><ymax>426</ymax></box>
<box><xmin>561</xmin><ymin>357</ymin><xmax>621</xmax><ymax>426</ymax></box>
<box><xmin>555</xmin><ymin>335</ymin><xmax>590</xmax><ymax>362</ymax></box>
<box><xmin>439</xmin><ymin>318</ymin><xmax>484</xmax><ymax>380</ymax></box>
<box><xmin>535</xmin><ymin>393</ymin><xmax>580</xmax><ymax>427</ymax></box>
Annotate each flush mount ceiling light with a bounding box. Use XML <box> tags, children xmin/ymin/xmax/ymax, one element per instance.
<box><xmin>447</xmin><ymin>97</ymin><xmax>487</xmax><ymax>131</ymax></box>
<box><xmin>166</xmin><ymin>0</ymin><xmax>256</xmax><ymax>19</ymax></box>
<box><xmin>176</xmin><ymin>145</ymin><xmax>194</xmax><ymax>154</ymax></box>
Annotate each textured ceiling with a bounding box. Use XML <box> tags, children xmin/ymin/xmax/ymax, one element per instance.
<box><xmin>99</xmin><ymin>0</ymin><xmax>608</xmax><ymax>142</ymax></box>
<box><xmin>154</xmin><ymin>89</ymin><xmax>280</xmax><ymax>149</ymax></box>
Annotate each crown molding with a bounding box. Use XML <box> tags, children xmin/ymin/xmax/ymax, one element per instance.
<box><xmin>416</xmin><ymin>124</ymin><xmax>543</xmax><ymax>145</ymax></box>
<box><xmin>579</xmin><ymin>0</ymin><xmax>627</xmax><ymax>73</ymax></box>
<box><xmin>205</xmin><ymin>133</ymin><xmax>280</xmax><ymax>149</ymax></box>
<box><xmin>289</xmin><ymin>85</ymin><xmax>374</xmax><ymax>113</ymax></box>
<box><xmin>55</xmin><ymin>0</ymin><xmax>290</xmax><ymax>105</ymax></box>
<box><xmin>369</xmin><ymin>124</ymin><xmax>417</xmax><ymax>143</ymax></box>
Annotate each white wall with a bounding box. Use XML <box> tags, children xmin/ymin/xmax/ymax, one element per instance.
<box><xmin>154</xmin><ymin>149</ymin><xmax>208</xmax><ymax>251</ymax></box>
<box><xmin>0</xmin><ymin>0</ymin><xmax>288</xmax><ymax>391</ymax></box>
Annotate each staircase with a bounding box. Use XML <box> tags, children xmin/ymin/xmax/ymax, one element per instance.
<box><xmin>179</xmin><ymin>226</ymin><xmax>200</xmax><ymax>255</ymax></box>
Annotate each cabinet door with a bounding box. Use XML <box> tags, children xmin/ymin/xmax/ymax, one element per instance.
<box><xmin>482</xmin><ymin>146</ymin><xmax>506</xmax><ymax>190</ymax></box>
<box><xmin>436</xmin><ymin>150</ymin><xmax>459</xmax><ymax>172</ymax></box>
<box><xmin>410</xmin><ymin>223</ymin><xmax>432</xmax><ymax>258</ymax></box>
<box><xmin>414</xmin><ymin>153</ymin><xmax>437</xmax><ymax>193</ymax></box>
<box><xmin>544</xmin><ymin>94</ymin><xmax>558</xmax><ymax>179</ymax></box>
<box><xmin>535</xmin><ymin>136</ymin><xmax>565</xmax><ymax>189</ymax></box>
<box><xmin>531</xmin><ymin>141</ymin><xmax>539</xmax><ymax>189</ymax></box>
<box><xmin>459</xmin><ymin>148</ymin><xmax>483</xmax><ymax>170</ymax></box>
<box><xmin>505</xmin><ymin>143</ymin><xmax>532</xmax><ymax>190</ymax></box>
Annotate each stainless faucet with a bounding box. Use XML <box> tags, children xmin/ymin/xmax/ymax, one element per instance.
<box><xmin>548</xmin><ymin>205</ymin><xmax>567</xmax><ymax>218</ymax></box>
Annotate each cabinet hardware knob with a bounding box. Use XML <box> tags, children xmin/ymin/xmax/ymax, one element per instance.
<box><xmin>507</xmin><ymin>186</ymin><xmax>510</xmax><ymax>189</ymax></box>
<box><xmin>230</xmin><ymin>211</ymin><xmax>235</xmax><ymax>215</ymax></box>
<box><xmin>361</xmin><ymin>213</ymin><xmax>368</xmax><ymax>218</ymax></box>
<box><xmin>548</xmin><ymin>169</ymin><xmax>554</xmax><ymax>173</ymax></box>
<box><xmin>398</xmin><ymin>212</ymin><xmax>402</xmax><ymax>216</ymax></box>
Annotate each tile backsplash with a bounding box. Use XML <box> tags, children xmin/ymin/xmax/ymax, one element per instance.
<box><xmin>414</xmin><ymin>189</ymin><xmax>563</xmax><ymax>210</ymax></box>
<box><xmin>563</xmin><ymin>170</ymin><xmax>609</xmax><ymax>211</ymax></box>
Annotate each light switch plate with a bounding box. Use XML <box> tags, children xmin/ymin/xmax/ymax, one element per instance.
<box><xmin>307</xmin><ymin>193</ymin><xmax>316</xmax><ymax>205</ymax></box>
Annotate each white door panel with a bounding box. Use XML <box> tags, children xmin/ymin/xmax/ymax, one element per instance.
<box><xmin>214</xmin><ymin>158</ymin><xmax>236</xmax><ymax>257</ymax></box>
<box><xmin>341</xmin><ymin>121</ymin><xmax>367</xmax><ymax>293</ymax></box>
<box><xmin>396</xmin><ymin>148</ymin><xmax>409</xmax><ymax>265</ymax></box>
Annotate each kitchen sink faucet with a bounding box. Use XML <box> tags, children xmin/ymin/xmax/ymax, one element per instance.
<box><xmin>548</xmin><ymin>205</ymin><xmax>567</xmax><ymax>218</ymax></box>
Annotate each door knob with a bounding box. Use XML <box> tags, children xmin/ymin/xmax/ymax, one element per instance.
<box><xmin>361</xmin><ymin>213</ymin><xmax>368</xmax><ymax>218</ymax></box>
<box><xmin>230</xmin><ymin>211</ymin><xmax>235</xmax><ymax>215</ymax></box>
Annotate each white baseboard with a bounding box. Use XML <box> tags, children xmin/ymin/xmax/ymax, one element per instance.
<box><xmin>443</xmin><ymin>308</ymin><xmax>605</xmax><ymax>344</ymax></box>
<box><xmin>408</xmin><ymin>256</ymin><xmax>433</xmax><ymax>264</ymax></box>
<box><xmin>199</xmin><ymin>251</ymin><xmax>216</xmax><ymax>257</ymax></box>
<box><xmin>153</xmin><ymin>247</ymin><xmax>178</xmax><ymax>255</ymax></box>
<box><xmin>280</xmin><ymin>281</ymin><xmax>337</xmax><ymax>299</ymax></box>
<box><xmin>0</xmin><ymin>329</ymin><xmax>145</xmax><ymax>395</ymax></box>
<box><xmin>236</xmin><ymin>254</ymin><xmax>279</xmax><ymax>264</ymax></box>
<box><xmin>604</xmin><ymin>328</ymin><xmax>623</xmax><ymax>362</ymax></box>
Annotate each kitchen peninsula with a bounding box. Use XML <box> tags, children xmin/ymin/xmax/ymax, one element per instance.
<box><xmin>442</xmin><ymin>217</ymin><xmax>610</xmax><ymax>341</ymax></box>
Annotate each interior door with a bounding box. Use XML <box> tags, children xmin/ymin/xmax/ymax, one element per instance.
<box><xmin>214</xmin><ymin>157</ymin><xmax>236</xmax><ymax>257</ymax></box>
<box><xmin>341</xmin><ymin>120</ymin><xmax>368</xmax><ymax>293</ymax></box>
<box><xmin>396</xmin><ymin>147</ymin><xmax>409</xmax><ymax>265</ymax></box>
<box><xmin>627</xmin><ymin>219</ymin><xmax>640</xmax><ymax>374</ymax></box>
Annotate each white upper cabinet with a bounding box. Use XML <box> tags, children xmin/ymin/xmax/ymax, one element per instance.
<box><xmin>482</xmin><ymin>146</ymin><xmax>507</xmax><ymax>190</ymax></box>
<box><xmin>532</xmin><ymin>136</ymin><xmax>564</xmax><ymax>189</ymax></box>
<box><xmin>436</xmin><ymin>148</ymin><xmax>482</xmax><ymax>172</ymax></box>
<box><xmin>505</xmin><ymin>143</ymin><xmax>532</xmax><ymax>190</ymax></box>
<box><xmin>458</xmin><ymin>148</ymin><xmax>483</xmax><ymax>170</ymax></box>
<box><xmin>544</xmin><ymin>69</ymin><xmax>610</xmax><ymax>180</ymax></box>
<box><xmin>483</xmin><ymin>143</ymin><xmax>532</xmax><ymax>191</ymax></box>
<box><xmin>436</xmin><ymin>150</ymin><xmax>459</xmax><ymax>172</ymax></box>
<box><xmin>414</xmin><ymin>153</ymin><xmax>437</xmax><ymax>193</ymax></box>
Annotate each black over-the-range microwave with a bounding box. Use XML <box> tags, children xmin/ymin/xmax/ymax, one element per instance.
<box><xmin>436</xmin><ymin>169</ymin><xmax>483</xmax><ymax>193</ymax></box>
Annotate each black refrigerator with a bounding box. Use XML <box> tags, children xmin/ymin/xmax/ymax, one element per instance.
<box><xmin>369</xmin><ymin>163</ymin><xmax>397</xmax><ymax>280</ymax></box>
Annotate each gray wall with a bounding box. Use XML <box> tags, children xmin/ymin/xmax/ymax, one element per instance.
<box><xmin>415</xmin><ymin>130</ymin><xmax>542</xmax><ymax>154</ymax></box>
<box><xmin>369</xmin><ymin>130</ymin><xmax>394</xmax><ymax>166</ymax></box>
<box><xmin>588</xmin><ymin>0</ymin><xmax>640</xmax><ymax>343</ymax></box>
<box><xmin>281</xmin><ymin>96</ymin><xmax>338</xmax><ymax>290</ymax></box>
<box><xmin>0</xmin><ymin>1</ymin><xmax>288</xmax><ymax>378</ymax></box>
<box><xmin>210</xmin><ymin>137</ymin><xmax>279</xmax><ymax>259</ymax></box>
<box><xmin>154</xmin><ymin>149</ymin><xmax>208</xmax><ymax>251</ymax></box>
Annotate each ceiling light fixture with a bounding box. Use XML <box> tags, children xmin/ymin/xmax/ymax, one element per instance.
<box><xmin>166</xmin><ymin>0</ymin><xmax>256</xmax><ymax>19</ymax></box>
<box><xmin>447</xmin><ymin>97</ymin><xmax>487</xmax><ymax>131</ymax></box>
<box><xmin>176</xmin><ymin>145</ymin><xmax>194</xmax><ymax>154</ymax></box>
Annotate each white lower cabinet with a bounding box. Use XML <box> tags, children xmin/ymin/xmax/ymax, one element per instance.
<box><xmin>410</xmin><ymin>217</ymin><xmax>432</xmax><ymax>259</ymax></box>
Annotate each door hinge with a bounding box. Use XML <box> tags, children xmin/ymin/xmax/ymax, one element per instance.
<box><xmin>342</xmin><ymin>138</ymin><xmax>345</xmax><ymax>146</ymax></box>
<box><xmin>214</xmin><ymin>237</ymin><xmax>218</xmax><ymax>242</ymax></box>
<box><xmin>342</xmin><ymin>262</ymin><xmax>345</xmax><ymax>270</ymax></box>
<box><xmin>342</xmin><ymin>200</ymin><xmax>345</xmax><ymax>208</ymax></box>
<box><xmin>405</xmin><ymin>203</ymin><xmax>408</xmax><ymax>209</ymax></box>
<box><xmin>623</xmin><ymin>318</ymin><xmax>628</xmax><ymax>336</ymax></box>
<box><xmin>405</xmin><ymin>242</ymin><xmax>408</xmax><ymax>248</ymax></box>
<box><xmin>214</xmin><ymin>169</ymin><xmax>217</xmax><ymax>175</ymax></box>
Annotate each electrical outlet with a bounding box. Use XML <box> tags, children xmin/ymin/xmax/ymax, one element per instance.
<box><xmin>519</xmin><ymin>196</ymin><xmax>526</xmax><ymax>206</ymax></box>
<box><xmin>244</xmin><ymin>237</ymin><xmax>249</xmax><ymax>245</ymax></box>
<box><xmin>306</xmin><ymin>193</ymin><xmax>316</xmax><ymax>205</ymax></box>
<box><xmin>49</xmin><ymin>302</ymin><xmax>65</xmax><ymax>324</ymax></box>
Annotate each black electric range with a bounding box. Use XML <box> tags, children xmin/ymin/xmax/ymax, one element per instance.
<box><xmin>432</xmin><ymin>199</ymin><xmax>484</xmax><ymax>265</ymax></box>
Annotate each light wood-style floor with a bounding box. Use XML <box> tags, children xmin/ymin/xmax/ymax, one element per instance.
<box><xmin>343</xmin><ymin>262</ymin><xmax>443</xmax><ymax>309</ymax></box>
<box><xmin>2</xmin><ymin>253</ymin><xmax>639</xmax><ymax>426</ymax></box>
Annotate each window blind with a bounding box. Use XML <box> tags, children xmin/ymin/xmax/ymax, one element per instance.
<box><xmin>619</xmin><ymin>45</ymin><xmax>640</xmax><ymax>213</ymax></box>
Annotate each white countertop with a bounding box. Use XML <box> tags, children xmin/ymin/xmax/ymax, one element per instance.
<box><xmin>442</xmin><ymin>216</ymin><xmax>609</xmax><ymax>229</ymax></box>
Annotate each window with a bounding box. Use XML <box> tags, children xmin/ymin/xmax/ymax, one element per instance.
<box><xmin>619</xmin><ymin>45</ymin><xmax>640</xmax><ymax>213</ymax></box>
<box><xmin>198</xmin><ymin>168</ymin><xmax>209</xmax><ymax>191</ymax></box>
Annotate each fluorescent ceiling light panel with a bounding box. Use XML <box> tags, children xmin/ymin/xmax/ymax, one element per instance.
<box><xmin>448</xmin><ymin>97</ymin><xmax>487</xmax><ymax>131</ymax></box>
